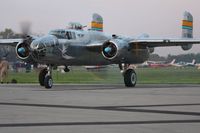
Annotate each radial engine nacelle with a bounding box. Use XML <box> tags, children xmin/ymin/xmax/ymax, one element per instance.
<box><xmin>16</xmin><ymin>41</ymin><xmax>35</xmax><ymax>63</ymax></box>
<box><xmin>102</xmin><ymin>39</ymin><xmax>129</xmax><ymax>61</ymax></box>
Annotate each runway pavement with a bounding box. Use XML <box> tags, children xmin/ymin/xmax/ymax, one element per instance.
<box><xmin>0</xmin><ymin>84</ymin><xmax>200</xmax><ymax>133</ymax></box>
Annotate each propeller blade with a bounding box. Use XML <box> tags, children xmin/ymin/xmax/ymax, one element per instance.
<box><xmin>20</xmin><ymin>21</ymin><xmax>32</xmax><ymax>37</ymax></box>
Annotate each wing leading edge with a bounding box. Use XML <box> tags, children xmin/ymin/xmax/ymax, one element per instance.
<box><xmin>0</xmin><ymin>39</ymin><xmax>22</xmax><ymax>46</ymax></box>
<box><xmin>129</xmin><ymin>38</ymin><xmax>200</xmax><ymax>48</ymax></box>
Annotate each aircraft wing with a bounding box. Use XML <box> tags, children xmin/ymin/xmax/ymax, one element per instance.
<box><xmin>86</xmin><ymin>42</ymin><xmax>103</xmax><ymax>52</ymax></box>
<box><xmin>86</xmin><ymin>38</ymin><xmax>200</xmax><ymax>52</ymax></box>
<box><xmin>0</xmin><ymin>39</ymin><xmax>22</xmax><ymax>46</ymax></box>
<box><xmin>129</xmin><ymin>11</ymin><xmax>200</xmax><ymax>47</ymax></box>
<box><xmin>129</xmin><ymin>38</ymin><xmax>200</xmax><ymax>48</ymax></box>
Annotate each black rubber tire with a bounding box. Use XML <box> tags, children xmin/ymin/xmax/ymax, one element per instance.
<box><xmin>44</xmin><ymin>75</ymin><xmax>53</xmax><ymax>89</ymax></box>
<box><xmin>39</xmin><ymin>68</ymin><xmax>48</xmax><ymax>86</ymax></box>
<box><xmin>124</xmin><ymin>69</ymin><xmax>137</xmax><ymax>87</ymax></box>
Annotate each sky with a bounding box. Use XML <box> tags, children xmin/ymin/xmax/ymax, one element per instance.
<box><xmin>0</xmin><ymin>0</ymin><xmax>200</xmax><ymax>56</ymax></box>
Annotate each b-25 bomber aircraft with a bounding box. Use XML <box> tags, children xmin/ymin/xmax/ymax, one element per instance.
<box><xmin>0</xmin><ymin>12</ymin><xmax>200</xmax><ymax>88</ymax></box>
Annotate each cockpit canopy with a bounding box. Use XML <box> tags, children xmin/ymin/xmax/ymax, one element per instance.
<box><xmin>68</xmin><ymin>22</ymin><xmax>84</xmax><ymax>30</ymax></box>
<box><xmin>49</xmin><ymin>29</ymin><xmax>85</xmax><ymax>40</ymax></box>
<box><xmin>49</xmin><ymin>30</ymin><xmax>75</xmax><ymax>39</ymax></box>
<box><xmin>48</xmin><ymin>22</ymin><xmax>86</xmax><ymax>40</ymax></box>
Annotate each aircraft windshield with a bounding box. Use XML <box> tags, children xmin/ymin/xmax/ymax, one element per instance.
<box><xmin>49</xmin><ymin>30</ymin><xmax>76</xmax><ymax>40</ymax></box>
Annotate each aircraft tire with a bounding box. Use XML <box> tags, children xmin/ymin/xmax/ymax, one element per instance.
<box><xmin>124</xmin><ymin>69</ymin><xmax>137</xmax><ymax>87</ymax></box>
<box><xmin>44</xmin><ymin>75</ymin><xmax>53</xmax><ymax>89</ymax></box>
<box><xmin>39</xmin><ymin>68</ymin><xmax>48</xmax><ymax>86</ymax></box>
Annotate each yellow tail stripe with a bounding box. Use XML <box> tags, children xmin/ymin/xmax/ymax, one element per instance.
<box><xmin>182</xmin><ymin>20</ymin><xmax>193</xmax><ymax>27</ymax></box>
<box><xmin>91</xmin><ymin>22</ymin><xmax>103</xmax><ymax>29</ymax></box>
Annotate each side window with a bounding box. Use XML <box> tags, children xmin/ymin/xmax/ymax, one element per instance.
<box><xmin>61</xmin><ymin>30</ymin><xmax>65</xmax><ymax>34</ymax></box>
<box><xmin>71</xmin><ymin>32</ymin><xmax>76</xmax><ymax>39</ymax></box>
<box><xmin>65</xmin><ymin>32</ymin><xmax>76</xmax><ymax>40</ymax></box>
<box><xmin>78</xmin><ymin>34</ymin><xmax>84</xmax><ymax>38</ymax></box>
<box><xmin>66</xmin><ymin>32</ymin><xmax>70</xmax><ymax>39</ymax></box>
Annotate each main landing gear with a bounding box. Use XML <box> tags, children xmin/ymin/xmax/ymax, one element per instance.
<box><xmin>119</xmin><ymin>64</ymin><xmax>137</xmax><ymax>87</ymax></box>
<box><xmin>39</xmin><ymin>65</ymin><xmax>70</xmax><ymax>89</ymax></box>
<box><xmin>38</xmin><ymin>64</ymin><xmax>136</xmax><ymax>88</ymax></box>
<box><xmin>39</xmin><ymin>65</ymin><xmax>53</xmax><ymax>89</ymax></box>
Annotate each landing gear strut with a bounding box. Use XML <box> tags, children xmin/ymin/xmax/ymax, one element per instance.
<box><xmin>38</xmin><ymin>65</ymin><xmax>53</xmax><ymax>89</ymax></box>
<box><xmin>64</xmin><ymin>66</ymin><xmax>70</xmax><ymax>72</ymax></box>
<box><xmin>119</xmin><ymin>64</ymin><xmax>137</xmax><ymax>87</ymax></box>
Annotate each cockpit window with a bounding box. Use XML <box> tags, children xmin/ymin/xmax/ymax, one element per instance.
<box><xmin>61</xmin><ymin>30</ymin><xmax>65</xmax><ymax>34</ymax></box>
<box><xmin>77</xmin><ymin>34</ymin><xmax>84</xmax><ymax>38</ymax></box>
<box><xmin>65</xmin><ymin>31</ymin><xmax>76</xmax><ymax>40</ymax></box>
<box><xmin>49</xmin><ymin>30</ymin><xmax>78</xmax><ymax>40</ymax></box>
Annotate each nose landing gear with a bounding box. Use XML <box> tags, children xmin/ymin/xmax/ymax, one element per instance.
<box><xmin>119</xmin><ymin>64</ymin><xmax>137</xmax><ymax>87</ymax></box>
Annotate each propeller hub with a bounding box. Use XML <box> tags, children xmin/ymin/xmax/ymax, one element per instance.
<box><xmin>104</xmin><ymin>47</ymin><xmax>112</xmax><ymax>53</ymax></box>
<box><xmin>17</xmin><ymin>47</ymin><xmax>26</xmax><ymax>56</ymax></box>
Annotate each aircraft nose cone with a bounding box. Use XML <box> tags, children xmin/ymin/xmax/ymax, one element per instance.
<box><xmin>30</xmin><ymin>39</ymin><xmax>43</xmax><ymax>50</ymax></box>
<box><xmin>30</xmin><ymin>41</ymin><xmax>38</xmax><ymax>50</ymax></box>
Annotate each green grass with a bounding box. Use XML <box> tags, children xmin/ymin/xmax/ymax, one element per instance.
<box><xmin>136</xmin><ymin>67</ymin><xmax>200</xmax><ymax>84</ymax></box>
<box><xmin>6</xmin><ymin>67</ymin><xmax>200</xmax><ymax>84</ymax></box>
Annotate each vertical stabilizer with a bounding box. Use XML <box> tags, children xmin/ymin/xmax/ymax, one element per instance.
<box><xmin>182</xmin><ymin>11</ymin><xmax>193</xmax><ymax>38</ymax></box>
<box><xmin>181</xmin><ymin>11</ymin><xmax>193</xmax><ymax>50</ymax></box>
<box><xmin>90</xmin><ymin>13</ymin><xmax>103</xmax><ymax>32</ymax></box>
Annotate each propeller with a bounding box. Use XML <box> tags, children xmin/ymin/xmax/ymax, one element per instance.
<box><xmin>20</xmin><ymin>21</ymin><xmax>32</xmax><ymax>38</ymax></box>
<box><xmin>102</xmin><ymin>42</ymin><xmax>118</xmax><ymax>59</ymax></box>
<box><xmin>17</xmin><ymin>21</ymin><xmax>33</xmax><ymax>57</ymax></box>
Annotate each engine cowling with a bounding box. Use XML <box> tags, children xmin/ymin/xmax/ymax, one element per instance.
<box><xmin>102</xmin><ymin>39</ymin><xmax>128</xmax><ymax>61</ymax></box>
<box><xmin>16</xmin><ymin>41</ymin><xmax>35</xmax><ymax>63</ymax></box>
<box><xmin>181</xmin><ymin>44</ymin><xmax>193</xmax><ymax>51</ymax></box>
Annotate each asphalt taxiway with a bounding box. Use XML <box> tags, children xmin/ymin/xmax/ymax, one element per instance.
<box><xmin>0</xmin><ymin>84</ymin><xmax>200</xmax><ymax>133</ymax></box>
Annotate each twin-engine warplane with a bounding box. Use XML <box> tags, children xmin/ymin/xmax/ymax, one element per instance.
<box><xmin>0</xmin><ymin>12</ymin><xmax>200</xmax><ymax>88</ymax></box>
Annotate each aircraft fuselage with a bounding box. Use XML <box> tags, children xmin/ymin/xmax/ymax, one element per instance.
<box><xmin>30</xmin><ymin>29</ymin><xmax>149</xmax><ymax>66</ymax></box>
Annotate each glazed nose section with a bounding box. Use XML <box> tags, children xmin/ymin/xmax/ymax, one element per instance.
<box><xmin>31</xmin><ymin>35</ymin><xmax>58</xmax><ymax>51</ymax></box>
<box><xmin>30</xmin><ymin>35</ymin><xmax>58</xmax><ymax>59</ymax></box>
<box><xmin>30</xmin><ymin>40</ymin><xmax>39</xmax><ymax>50</ymax></box>
<box><xmin>30</xmin><ymin>39</ymin><xmax>43</xmax><ymax>51</ymax></box>
<box><xmin>30</xmin><ymin>38</ymin><xmax>46</xmax><ymax>58</ymax></box>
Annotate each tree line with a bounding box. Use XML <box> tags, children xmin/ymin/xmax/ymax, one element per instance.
<box><xmin>0</xmin><ymin>28</ymin><xmax>22</xmax><ymax>39</ymax></box>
